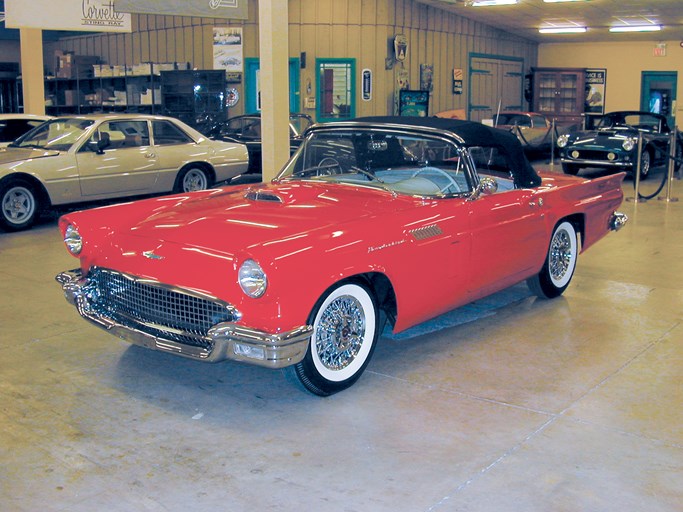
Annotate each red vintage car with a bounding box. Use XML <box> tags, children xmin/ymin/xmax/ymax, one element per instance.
<box><xmin>56</xmin><ymin>117</ymin><xmax>627</xmax><ymax>396</ymax></box>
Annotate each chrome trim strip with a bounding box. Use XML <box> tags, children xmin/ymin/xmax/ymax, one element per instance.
<box><xmin>56</xmin><ymin>268</ymin><xmax>311</xmax><ymax>369</ymax></box>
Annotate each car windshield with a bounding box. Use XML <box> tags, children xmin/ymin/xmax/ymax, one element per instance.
<box><xmin>277</xmin><ymin>129</ymin><xmax>471</xmax><ymax>197</ymax></box>
<box><xmin>598</xmin><ymin>113</ymin><xmax>661</xmax><ymax>132</ymax></box>
<box><xmin>12</xmin><ymin>118</ymin><xmax>94</xmax><ymax>151</ymax></box>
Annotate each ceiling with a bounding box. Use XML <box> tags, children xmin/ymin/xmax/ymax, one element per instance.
<box><xmin>417</xmin><ymin>0</ymin><xmax>683</xmax><ymax>43</ymax></box>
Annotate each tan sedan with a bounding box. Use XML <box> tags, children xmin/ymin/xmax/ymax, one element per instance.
<box><xmin>0</xmin><ymin>114</ymin><xmax>248</xmax><ymax>231</ymax></box>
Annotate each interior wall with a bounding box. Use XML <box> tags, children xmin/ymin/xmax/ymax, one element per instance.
<box><xmin>34</xmin><ymin>0</ymin><xmax>537</xmax><ymax>120</ymax></box>
<box><xmin>539</xmin><ymin>41</ymin><xmax>683</xmax><ymax>127</ymax></box>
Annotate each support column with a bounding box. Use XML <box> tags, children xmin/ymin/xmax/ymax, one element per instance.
<box><xmin>19</xmin><ymin>28</ymin><xmax>46</xmax><ymax>115</ymax></box>
<box><xmin>258</xmin><ymin>0</ymin><xmax>290</xmax><ymax>182</ymax></box>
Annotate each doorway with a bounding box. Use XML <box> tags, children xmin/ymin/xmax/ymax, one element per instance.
<box><xmin>640</xmin><ymin>71</ymin><xmax>677</xmax><ymax>129</ymax></box>
<box><xmin>468</xmin><ymin>54</ymin><xmax>524</xmax><ymax>122</ymax></box>
<box><xmin>244</xmin><ymin>58</ymin><xmax>301</xmax><ymax>114</ymax></box>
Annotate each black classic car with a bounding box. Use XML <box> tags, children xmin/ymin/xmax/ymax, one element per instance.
<box><xmin>557</xmin><ymin>111</ymin><xmax>679</xmax><ymax>178</ymax></box>
<box><xmin>208</xmin><ymin>113</ymin><xmax>313</xmax><ymax>174</ymax></box>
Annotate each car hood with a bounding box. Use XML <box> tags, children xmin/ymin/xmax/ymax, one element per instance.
<box><xmin>568</xmin><ymin>128</ymin><xmax>636</xmax><ymax>147</ymax></box>
<box><xmin>117</xmin><ymin>180</ymin><xmax>413</xmax><ymax>252</ymax></box>
<box><xmin>0</xmin><ymin>147</ymin><xmax>61</xmax><ymax>164</ymax></box>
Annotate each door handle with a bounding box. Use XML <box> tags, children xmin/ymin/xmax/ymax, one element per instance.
<box><xmin>529</xmin><ymin>197</ymin><xmax>544</xmax><ymax>208</ymax></box>
<box><xmin>145</xmin><ymin>152</ymin><xmax>156</xmax><ymax>158</ymax></box>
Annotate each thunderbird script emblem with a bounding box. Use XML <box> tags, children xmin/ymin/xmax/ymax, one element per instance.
<box><xmin>142</xmin><ymin>251</ymin><xmax>164</xmax><ymax>260</ymax></box>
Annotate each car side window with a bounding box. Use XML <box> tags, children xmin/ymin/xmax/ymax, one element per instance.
<box><xmin>468</xmin><ymin>146</ymin><xmax>515</xmax><ymax>192</ymax></box>
<box><xmin>152</xmin><ymin>120</ymin><xmax>193</xmax><ymax>145</ymax></box>
<box><xmin>81</xmin><ymin>120</ymin><xmax>149</xmax><ymax>152</ymax></box>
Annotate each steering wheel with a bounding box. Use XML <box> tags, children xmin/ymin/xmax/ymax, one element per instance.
<box><xmin>411</xmin><ymin>167</ymin><xmax>461</xmax><ymax>193</ymax></box>
<box><xmin>316</xmin><ymin>157</ymin><xmax>342</xmax><ymax>175</ymax></box>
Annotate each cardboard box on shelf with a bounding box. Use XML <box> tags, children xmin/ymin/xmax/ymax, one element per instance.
<box><xmin>63</xmin><ymin>90</ymin><xmax>83</xmax><ymax>106</ymax></box>
<box><xmin>55</xmin><ymin>51</ymin><xmax>100</xmax><ymax>79</ymax></box>
<box><xmin>141</xmin><ymin>88</ymin><xmax>161</xmax><ymax>105</ymax></box>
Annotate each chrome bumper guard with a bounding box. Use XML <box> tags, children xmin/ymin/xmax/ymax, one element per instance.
<box><xmin>609</xmin><ymin>211</ymin><xmax>628</xmax><ymax>232</ymax></box>
<box><xmin>56</xmin><ymin>269</ymin><xmax>311</xmax><ymax>369</ymax></box>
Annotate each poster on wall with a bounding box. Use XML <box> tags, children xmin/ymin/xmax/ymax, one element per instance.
<box><xmin>420</xmin><ymin>64</ymin><xmax>434</xmax><ymax>92</ymax></box>
<box><xmin>213</xmin><ymin>28</ymin><xmax>243</xmax><ymax>74</ymax></box>
<box><xmin>585</xmin><ymin>69</ymin><xmax>606</xmax><ymax>115</ymax></box>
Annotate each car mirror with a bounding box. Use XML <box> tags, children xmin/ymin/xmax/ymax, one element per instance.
<box><xmin>468</xmin><ymin>176</ymin><xmax>498</xmax><ymax>201</ymax></box>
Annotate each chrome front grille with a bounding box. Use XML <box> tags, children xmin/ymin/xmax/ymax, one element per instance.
<box><xmin>85</xmin><ymin>267</ymin><xmax>237</xmax><ymax>350</ymax></box>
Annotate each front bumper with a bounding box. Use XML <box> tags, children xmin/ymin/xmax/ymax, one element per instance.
<box><xmin>56</xmin><ymin>268</ymin><xmax>311</xmax><ymax>369</ymax></box>
<box><xmin>560</xmin><ymin>157</ymin><xmax>633</xmax><ymax>168</ymax></box>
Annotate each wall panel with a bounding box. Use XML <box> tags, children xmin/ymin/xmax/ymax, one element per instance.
<box><xmin>40</xmin><ymin>0</ymin><xmax>537</xmax><ymax>119</ymax></box>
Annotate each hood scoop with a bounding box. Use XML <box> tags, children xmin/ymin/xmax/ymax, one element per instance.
<box><xmin>244</xmin><ymin>189</ymin><xmax>284</xmax><ymax>203</ymax></box>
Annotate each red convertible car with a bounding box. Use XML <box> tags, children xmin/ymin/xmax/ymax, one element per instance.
<box><xmin>56</xmin><ymin>117</ymin><xmax>627</xmax><ymax>396</ymax></box>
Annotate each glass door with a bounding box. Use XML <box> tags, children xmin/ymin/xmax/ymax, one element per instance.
<box><xmin>316</xmin><ymin>59</ymin><xmax>356</xmax><ymax>123</ymax></box>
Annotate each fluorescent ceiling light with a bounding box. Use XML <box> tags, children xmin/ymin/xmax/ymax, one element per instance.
<box><xmin>539</xmin><ymin>26</ymin><xmax>587</xmax><ymax>34</ymax></box>
<box><xmin>471</xmin><ymin>0</ymin><xmax>518</xmax><ymax>6</ymax></box>
<box><xmin>609</xmin><ymin>25</ymin><xmax>662</xmax><ymax>33</ymax></box>
<box><xmin>543</xmin><ymin>0</ymin><xmax>587</xmax><ymax>3</ymax></box>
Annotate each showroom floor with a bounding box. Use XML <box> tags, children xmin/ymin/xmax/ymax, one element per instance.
<box><xmin>1</xmin><ymin>166</ymin><xmax>681</xmax><ymax>512</ymax></box>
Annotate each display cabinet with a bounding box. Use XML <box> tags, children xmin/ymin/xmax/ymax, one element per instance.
<box><xmin>160</xmin><ymin>70</ymin><xmax>227</xmax><ymax>130</ymax></box>
<box><xmin>531</xmin><ymin>68</ymin><xmax>585</xmax><ymax>126</ymax></box>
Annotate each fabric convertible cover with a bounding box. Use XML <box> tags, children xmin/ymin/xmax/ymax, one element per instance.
<box><xmin>351</xmin><ymin>116</ymin><xmax>543</xmax><ymax>188</ymax></box>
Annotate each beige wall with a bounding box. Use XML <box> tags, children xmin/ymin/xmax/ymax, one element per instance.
<box><xmin>539</xmin><ymin>41</ymin><xmax>683</xmax><ymax>127</ymax></box>
<box><xmin>37</xmin><ymin>0</ymin><xmax>538</xmax><ymax>120</ymax></box>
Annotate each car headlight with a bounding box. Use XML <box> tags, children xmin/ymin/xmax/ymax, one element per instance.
<box><xmin>557</xmin><ymin>134</ymin><xmax>570</xmax><ymax>148</ymax></box>
<box><xmin>622</xmin><ymin>138</ymin><xmax>636</xmax><ymax>151</ymax></box>
<box><xmin>238</xmin><ymin>259</ymin><xmax>267</xmax><ymax>298</ymax></box>
<box><xmin>64</xmin><ymin>224</ymin><xmax>82</xmax><ymax>255</ymax></box>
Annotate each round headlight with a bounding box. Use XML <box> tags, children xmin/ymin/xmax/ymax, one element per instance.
<box><xmin>64</xmin><ymin>224</ymin><xmax>82</xmax><ymax>255</ymax></box>
<box><xmin>622</xmin><ymin>138</ymin><xmax>636</xmax><ymax>151</ymax></box>
<box><xmin>557</xmin><ymin>134</ymin><xmax>570</xmax><ymax>148</ymax></box>
<box><xmin>238</xmin><ymin>259</ymin><xmax>267</xmax><ymax>298</ymax></box>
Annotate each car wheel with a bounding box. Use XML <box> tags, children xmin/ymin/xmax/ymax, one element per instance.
<box><xmin>0</xmin><ymin>178</ymin><xmax>41</xmax><ymax>232</ymax></box>
<box><xmin>638</xmin><ymin>148</ymin><xmax>652</xmax><ymax>180</ymax></box>
<box><xmin>288</xmin><ymin>281</ymin><xmax>379</xmax><ymax>396</ymax></box>
<box><xmin>562</xmin><ymin>163</ymin><xmax>580</xmax><ymax>175</ymax></box>
<box><xmin>527</xmin><ymin>220</ymin><xmax>578</xmax><ymax>299</ymax></box>
<box><xmin>174</xmin><ymin>166</ymin><xmax>212</xmax><ymax>193</ymax></box>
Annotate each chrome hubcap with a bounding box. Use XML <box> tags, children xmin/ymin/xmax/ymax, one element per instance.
<box><xmin>549</xmin><ymin>229</ymin><xmax>572</xmax><ymax>281</ymax></box>
<box><xmin>316</xmin><ymin>295</ymin><xmax>365</xmax><ymax>371</ymax></box>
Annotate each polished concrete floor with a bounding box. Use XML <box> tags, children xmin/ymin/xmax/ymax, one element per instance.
<box><xmin>1</xmin><ymin>168</ymin><xmax>682</xmax><ymax>511</ymax></box>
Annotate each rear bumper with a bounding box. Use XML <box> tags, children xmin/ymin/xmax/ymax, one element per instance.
<box><xmin>56</xmin><ymin>268</ymin><xmax>311</xmax><ymax>369</ymax></box>
<box><xmin>609</xmin><ymin>211</ymin><xmax>628</xmax><ymax>232</ymax></box>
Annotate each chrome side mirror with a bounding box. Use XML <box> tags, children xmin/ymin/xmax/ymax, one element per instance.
<box><xmin>468</xmin><ymin>176</ymin><xmax>498</xmax><ymax>201</ymax></box>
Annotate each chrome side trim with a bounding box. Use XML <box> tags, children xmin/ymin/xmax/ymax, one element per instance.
<box><xmin>55</xmin><ymin>268</ymin><xmax>311</xmax><ymax>369</ymax></box>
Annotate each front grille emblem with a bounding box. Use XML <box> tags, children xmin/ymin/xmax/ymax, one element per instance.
<box><xmin>142</xmin><ymin>251</ymin><xmax>164</xmax><ymax>260</ymax></box>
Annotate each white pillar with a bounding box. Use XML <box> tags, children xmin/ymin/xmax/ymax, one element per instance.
<box><xmin>19</xmin><ymin>28</ymin><xmax>46</xmax><ymax>115</ymax></box>
<box><xmin>258</xmin><ymin>0</ymin><xmax>290</xmax><ymax>182</ymax></box>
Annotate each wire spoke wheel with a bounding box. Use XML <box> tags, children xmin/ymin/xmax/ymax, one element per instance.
<box><xmin>288</xmin><ymin>282</ymin><xmax>378</xmax><ymax>396</ymax></box>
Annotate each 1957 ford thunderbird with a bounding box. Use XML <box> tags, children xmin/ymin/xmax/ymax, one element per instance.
<box><xmin>56</xmin><ymin>116</ymin><xmax>627</xmax><ymax>396</ymax></box>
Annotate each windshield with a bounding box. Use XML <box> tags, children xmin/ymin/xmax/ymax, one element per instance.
<box><xmin>12</xmin><ymin>118</ymin><xmax>95</xmax><ymax>151</ymax></box>
<box><xmin>277</xmin><ymin>129</ymin><xmax>472</xmax><ymax>197</ymax></box>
